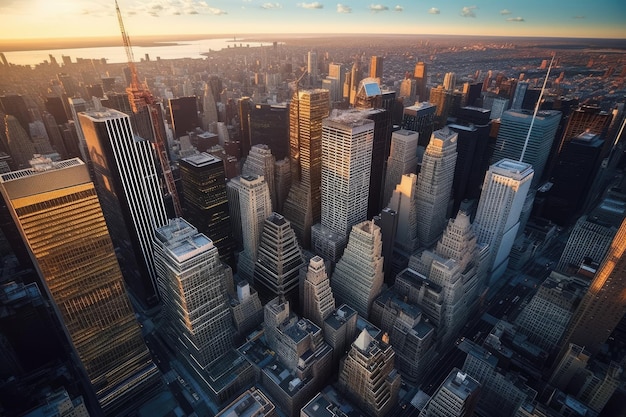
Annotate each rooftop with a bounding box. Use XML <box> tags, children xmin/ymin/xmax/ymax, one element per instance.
<box><xmin>182</xmin><ymin>152</ymin><xmax>221</xmax><ymax>167</ymax></box>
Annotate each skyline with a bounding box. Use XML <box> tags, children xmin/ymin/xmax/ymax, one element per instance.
<box><xmin>0</xmin><ymin>0</ymin><xmax>625</xmax><ymax>43</ymax></box>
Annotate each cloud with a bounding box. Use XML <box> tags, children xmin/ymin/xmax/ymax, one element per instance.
<box><xmin>500</xmin><ymin>9</ymin><xmax>511</xmax><ymax>15</ymax></box>
<box><xmin>573</xmin><ymin>15</ymin><xmax>585</xmax><ymax>19</ymax></box>
<box><xmin>369</xmin><ymin>4</ymin><xmax>389</xmax><ymax>12</ymax></box>
<box><xmin>428</xmin><ymin>7</ymin><xmax>440</xmax><ymax>14</ymax></box>
<box><xmin>460</xmin><ymin>5</ymin><xmax>477</xmax><ymax>18</ymax></box>
<box><xmin>337</xmin><ymin>4</ymin><xmax>352</xmax><ymax>13</ymax></box>
<box><xmin>299</xmin><ymin>2</ymin><xmax>324</xmax><ymax>8</ymax></box>
<box><xmin>261</xmin><ymin>2</ymin><xmax>282</xmax><ymax>9</ymax></box>
<box><xmin>506</xmin><ymin>16</ymin><xmax>524</xmax><ymax>22</ymax></box>
<box><xmin>394</xmin><ymin>5</ymin><xmax>403</xmax><ymax>11</ymax></box>
<box><xmin>121</xmin><ymin>0</ymin><xmax>227</xmax><ymax>17</ymax></box>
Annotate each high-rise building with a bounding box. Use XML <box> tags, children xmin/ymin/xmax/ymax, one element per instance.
<box><xmin>557</xmin><ymin>104</ymin><xmax>612</xmax><ymax>155</ymax></box>
<box><xmin>302</xmin><ymin>255</ymin><xmax>335</xmax><ymax>328</ymax></box>
<box><xmin>79</xmin><ymin>108</ymin><xmax>168</xmax><ymax>306</ymax></box>
<box><xmin>230</xmin><ymin>281</ymin><xmax>263</xmax><ymax>341</ymax></box>
<box><xmin>474</xmin><ymin>159</ymin><xmax>533</xmax><ymax>281</ymax></box>
<box><xmin>557</xmin><ymin>215</ymin><xmax>626</xmax><ymax>357</ymax></box>
<box><xmin>312</xmin><ymin>109</ymin><xmax>374</xmax><ymax>262</ymax></box>
<box><xmin>307</xmin><ymin>51</ymin><xmax>318</xmax><ymax>87</ymax></box>
<box><xmin>402</xmin><ymin>102</ymin><xmax>436</xmax><ymax>147</ymax></box>
<box><xmin>331</xmin><ymin>220</ymin><xmax>384</xmax><ymax>318</ymax></box>
<box><xmin>429</xmin><ymin>86</ymin><xmax>454</xmax><ymax>129</ymax></box>
<box><xmin>248</xmin><ymin>103</ymin><xmax>290</xmax><ymax>161</ymax></box>
<box><xmin>416</xmin><ymin>127</ymin><xmax>458</xmax><ymax>248</ymax></box>
<box><xmin>419</xmin><ymin>369</ymin><xmax>480</xmax><ymax>417</ymax></box>
<box><xmin>4</xmin><ymin>114</ymin><xmax>35</xmax><ymax>169</ymax></box>
<box><xmin>274</xmin><ymin>158</ymin><xmax>291</xmax><ymax>213</ymax></box>
<box><xmin>388</xmin><ymin>174</ymin><xmax>419</xmax><ymax>254</ymax></box>
<box><xmin>254</xmin><ymin>212</ymin><xmax>305</xmax><ymax>306</ymax></box>
<box><xmin>337</xmin><ymin>328</ymin><xmax>401</xmax><ymax>417</ymax></box>
<box><xmin>169</xmin><ymin>96</ymin><xmax>199</xmax><ymax>139</ymax></box>
<box><xmin>179</xmin><ymin>152</ymin><xmax>236</xmax><ymax>267</ymax></box>
<box><xmin>229</xmin><ymin>175</ymin><xmax>272</xmax><ymax>282</ymax></box>
<box><xmin>154</xmin><ymin>218</ymin><xmax>233</xmax><ymax>373</ymax></box>
<box><xmin>215</xmin><ymin>387</ymin><xmax>276</xmax><ymax>417</ymax></box>
<box><xmin>511</xmin><ymin>81</ymin><xmax>529</xmax><ymax>110</ymax></box>
<box><xmin>0</xmin><ymin>158</ymin><xmax>161</xmax><ymax>416</ymax></box>
<box><xmin>201</xmin><ymin>82</ymin><xmax>219</xmax><ymax>131</ymax></box>
<box><xmin>370</xmin><ymin>56</ymin><xmax>383</xmax><ymax>81</ymax></box>
<box><xmin>399</xmin><ymin>77</ymin><xmax>417</xmax><ymax>105</ymax></box>
<box><xmin>242</xmin><ymin>144</ymin><xmax>276</xmax><ymax>211</ymax></box>
<box><xmin>237</xmin><ymin>97</ymin><xmax>252</xmax><ymax>157</ymax></box>
<box><xmin>282</xmin><ymin>89</ymin><xmax>330</xmax><ymax>247</ymax></box>
<box><xmin>443</xmin><ymin>72</ymin><xmax>457</xmax><ymax>91</ymax></box>
<box><xmin>383</xmin><ymin>129</ymin><xmax>419</xmax><ymax>207</ymax></box>
<box><xmin>365</xmin><ymin>108</ymin><xmax>393</xmax><ymax>219</ymax></box>
<box><xmin>0</xmin><ymin>94</ymin><xmax>31</xmax><ymax>132</ymax></box>
<box><xmin>414</xmin><ymin>62</ymin><xmax>428</xmax><ymax>102</ymax></box>
<box><xmin>490</xmin><ymin>109</ymin><xmax>561</xmax><ymax>185</ymax></box>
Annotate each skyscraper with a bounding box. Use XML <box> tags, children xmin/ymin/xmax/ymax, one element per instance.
<box><xmin>242</xmin><ymin>144</ymin><xmax>276</xmax><ymax>211</ymax></box>
<box><xmin>154</xmin><ymin>218</ymin><xmax>234</xmax><ymax>373</ymax></box>
<box><xmin>254</xmin><ymin>212</ymin><xmax>305</xmax><ymax>306</ymax></box>
<box><xmin>331</xmin><ymin>220</ymin><xmax>384</xmax><ymax>318</ymax></box>
<box><xmin>201</xmin><ymin>82</ymin><xmax>219</xmax><ymax>131</ymax></box>
<box><xmin>419</xmin><ymin>369</ymin><xmax>480</xmax><ymax>417</ymax></box>
<box><xmin>4</xmin><ymin>114</ymin><xmax>35</xmax><ymax>169</ymax></box>
<box><xmin>557</xmin><ymin>215</ymin><xmax>626</xmax><ymax>357</ymax></box>
<box><xmin>312</xmin><ymin>109</ymin><xmax>374</xmax><ymax>262</ymax></box>
<box><xmin>0</xmin><ymin>158</ymin><xmax>161</xmax><ymax>416</ymax></box>
<box><xmin>429</xmin><ymin>86</ymin><xmax>454</xmax><ymax>129</ymax></box>
<box><xmin>416</xmin><ymin>127</ymin><xmax>458</xmax><ymax>248</ymax></box>
<box><xmin>248</xmin><ymin>103</ymin><xmax>290</xmax><ymax>160</ymax></box>
<box><xmin>79</xmin><ymin>108</ymin><xmax>168</xmax><ymax>306</ymax></box>
<box><xmin>365</xmin><ymin>108</ymin><xmax>393</xmax><ymax>218</ymax></box>
<box><xmin>370</xmin><ymin>56</ymin><xmax>383</xmax><ymax>81</ymax></box>
<box><xmin>337</xmin><ymin>328</ymin><xmax>401</xmax><ymax>417</ymax></box>
<box><xmin>307</xmin><ymin>51</ymin><xmax>318</xmax><ymax>87</ymax></box>
<box><xmin>302</xmin><ymin>255</ymin><xmax>335</xmax><ymax>328</ymax></box>
<box><xmin>402</xmin><ymin>102</ymin><xmax>436</xmax><ymax>147</ymax></box>
<box><xmin>414</xmin><ymin>61</ymin><xmax>428</xmax><ymax>102</ymax></box>
<box><xmin>169</xmin><ymin>96</ymin><xmax>199</xmax><ymax>139</ymax></box>
<box><xmin>282</xmin><ymin>89</ymin><xmax>330</xmax><ymax>247</ymax></box>
<box><xmin>383</xmin><ymin>129</ymin><xmax>419</xmax><ymax>207</ymax></box>
<box><xmin>179</xmin><ymin>152</ymin><xmax>236</xmax><ymax>267</ymax></box>
<box><xmin>474</xmin><ymin>159</ymin><xmax>534</xmax><ymax>282</ymax></box>
<box><xmin>388</xmin><ymin>174</ymin><xmax>419</xmax><ymax>254</ymax></box>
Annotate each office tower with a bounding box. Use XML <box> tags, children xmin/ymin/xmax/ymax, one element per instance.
<box><xmin>323</xmin><ymin>304</ymin><xmax>358</xmax><ymax>365</ymax></box>
<box><xmin>414</xmin><ymin>61</ymin><xmax>428</xmax><ymax>101</ymax></box>
<box><xmin>254</xmin><ymin>213</ymin><xmax>305</xmax><ymax>305</ymax></box>
<box><xmin>365</xmin><ymin>108</ymin><xmax>393</xmax><ymax>219</ymax></box>
<box><xmin>67</xmin><ymin>97</ymin><xmax>90</xmax><ymax>161</ymax></box>
<box><xmin>237</xmin><ymin>97</ymin><xmax>252</xmax><ymax>157</ymax></box>
<box><xmin>464</xmin><ymin>82</ymin><xmax>483</xmax><ymax>108</ymax></box>
<box><xmin>490</xmin><ymin>97</ymin><xmax>509</xmax><ymax>119</ymax></box>
<box><xmin>248</xmin><ymin>103</ymin><xmax>290</xmax><ymax>160</ymax></box>
<box><xmin>302</xmin><ymin>255</ymin><xmax>335</xmax><ymax>328</ymax></box>
<box><xmin>282</xmin><ymin>89</ymin><xmax>329</xmax><ymax>247</ymax></box>
<box><xmin>179</xmin><ymin>152</ymin><xmax>236</xmax><ymax>267</ymax></box>
<box><xmin>388</xmin><ymin>174</ymin><xmax>419</xmax><ymax>253</ymax></box>
<box><xmin>230</xmin><ymin>281</ymin><xmax>263</xmax><ymax>340</ymax></box>
<box><xmin>543</xmin><ymin>132</ymin><xmax>604</xmax><ymax>224</ymax></box>
<box><xmin>511</xmin><ymin>81</ymin><xmax>529</xmax><ymax>110</ymax></box>
<box><xmin>4</xmin><ymin>114</ymin><xmax>35</xmax><ymax>169</ymax></box>
<box><xmin>556</xmin><ymin>193</ymin><xmax>626</xmax><ymax>273</ymax></box>
<box><xmin>490</xmin><ymin>109</ymin><xmax>561</xmax><ymax>185</ymax></box>
<box><xmin>79</xmin><ymin>108</ymin><xmax>168</xmax><ymax>306</ymax></box>
<box><xmin>515</xmin><ymin>271</ymin><xmax>584</xmax><ymax>353</ymax></box>
<box><xmin>154</xmin><ymin>219</ymin><xmax>233</xmax><ymax>371</ymax></box>
<box><xmin>402</xmin><ymin>102</ymin><xmax>436</xmax><ymax>147</ymax></box>
<box><xmin>550</xmin><ymin>344</ymin><xmax>591</xmax><ymax>391</ymax></box>
<box><xmin>370</xmin><ymin>290</ymin><xmax>436</xmax><ymax>382</ymax></box>
<box><xmin>215</xmin><ymin>387</ymin><xmax>276</xmax><ymax>417</ymax></box>
<box><xmin>474</xmin><ymin>159</ymin><xmax>533</xmax><ymax>281</ymax></box>
<box><xmin>557</xmin><ymin>215</ymin><xmax>626</xmax><ymax>357</ymax></box>
<box><xmin>558</xmin><ymin>104</ymin><xmax>612</xmax><ymax>154</ymax></box>
<box><xmin>42</xmin><ymin>111</ymin><xmax>69</xmax><ymax>158</ymax></box>
<box><xmin>348</xmin><ymin>61</ymin><xmax>362</xmax><ymax>105</ymax></box>
<box><xmin>312</xmin><ymin>109</ymin><xmax>374</xmax><ymax>262</ymax></box>
<box><xmin>429</xmin><ymin>86</ymin><xmax>454</xmax><ymax>129</ymax></box>
<box><xmin>337</xmin><ymin>328</ymin><xmax>401</xmax><ymax>417</ymax></box>
<box><xmin>443</xmin><ymin>72</ymin><xmax>457</xmax><ymax>91</ymax></box>
<box><xmin>331</xmin><ymin>220</ymin><xmax>384</xmax><ymax>318</ymax></box>
<box><xmin>274</xmin><ymin>158</ymin><xmax>291</xmax><ymax>213</ymax></box>
<box><xmin>169</xmin><ymin>96</ymin><xmax>199</xmax><ymax>139</ymax></box>
<box><xmin>0</xmin><ymin>94</ymin><xmax>31</xmax><ymax>132</ymax></box>
<box><xmin>419</xmin><ymin>369</ymin><xmax>480</xmax><ymax>417</ymax></box>
<box><xmin>201</xmin><ymin>82</ymin><xmax>219</xmax><ymax>131</ymax></box>
<box><xmin>0</xmin><ymin>158</ymin><xmax>161</xmax><ymax>416</ymax></box>
<box><xmin>416</xmin><ymin>127</ymin><xmax>458</xmax><ymax>248</ymax></box>
<box><xmin>307</xmin><ymin>51</ymin><xmax>318</xmax><ymax>86</ymax></box>
<box><xmin>375</xmin><ymin>207</ymin><xmax>399</xmax><ymax>285</ymax></box>
<box><xmin>326</xmin><ymin>62</ymin><xmax>347</xmax><ymax>104</ymax></box>
<box><xmin>370</xmin><ymin>56</ymin><xmax>383</xmax><ymax>81</ymax></box>
<box><xmin>353</xmin><ymin>78</ymin><xmax>383</xmax><ymax>110</ymax></box>
<box><xmin>383</xmin><ymin>129</ymin><xmax>419</xmax><ymax>207</ymax></box>
<box><xmin>229</xmin><ymin>175</ymin><xmax>272</xmax><ymax>282</ymax></box>
<box><xmin>242</xmin><ymin>144</ymin><xmax>276</xmax><ymax>210</ymax></box>
<box><xmin>400</xmin><ymin>77</ymin><xmax>417</xmax><ymax>105</ymax></box>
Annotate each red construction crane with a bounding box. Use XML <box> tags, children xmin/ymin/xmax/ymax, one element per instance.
<box><xmin>115</xmin><ymin>0</ymin><xmax>182</xmax><ymax>218</ymax></box>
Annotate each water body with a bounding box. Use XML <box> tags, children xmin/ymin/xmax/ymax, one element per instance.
<box><xmin>3</xmin><ymin>38</ymin><xmax>274</xmax><ymax>67</ymax></box>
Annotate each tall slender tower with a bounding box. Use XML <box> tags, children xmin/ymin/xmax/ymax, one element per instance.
<box><xmin>382</xmin><ymin>129</ymin><xmax>419</xmax><ymax>207</ymax></box>
<box><xmin>201</xmin><ymin>82</ymin><xmax>219</xmax><ymax>131</ymax></box>
<box><xmin>388</xmin><ymin>173</ymin><xmax>419</xmax><ymax>254</ymax></box>
<box><xmin>302</xmin><ymin>255</ymin><xmax>336</xmax><ymax>328</ymax></box>
<box><xmin>474</xmin><ymin>159</ymin><xmax>533</xmax><ymax>282</ymax></box>
<box><xmin>331</xmin><ymin>220</ymin><xmax>384</xmax><ymax>318</ymax></box>
<box><xmin>414</xmin><ymin>62</ymin><xmax>428</xmax><ymax>102</ymax></box>
<box><xmin>557</xmin><ymin>215</ymin><xmax>626</xmax><ymax>357</ymax></box>
<box><xmin>416</xmin><ymin>127</ymin><xmax>458</xmax><ymax>248</ymax></box>
<box><xmin>370</xmin><ymin>56</ymin><xmax>384</xmax><ymax>81</ymax></box>
<box><xmin>312</xmin><ymin>109</ymin><xmax>374</xmax><ymax>262</ymax></box>
<box><xmin>4</xmin><ymin>114</ymin><xmax>35</xmax><ymax>169</ymax></box>
<box><xmin>283</xmin><ymin>89</ymin><xmax>330</xmax><ymax>247</ymax></box>
<box><xmin>0</xmin><ymin>158</ymin><xmax>161</xmax><ymax>416</ymax></box>
<box><xmin>154</xmin><ymin>218</ymin><xmax>234</xmax><ymax>372</ymax></box>
<box><xmin>242</xmin><ymin>144</ymin><xmax>276</xmax><ymax>210</ymax></box>
<box><xmin>79</xmin><ymin>108</ymin><xmax>168</xmax><ymax>306</ymax></box>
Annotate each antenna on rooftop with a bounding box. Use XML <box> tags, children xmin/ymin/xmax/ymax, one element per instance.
<box><xmin>519</xmin><ymin>53</ymin><xmax>555</xmax><ymax>162</ymax></box>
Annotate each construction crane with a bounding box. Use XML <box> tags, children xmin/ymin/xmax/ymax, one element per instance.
<box><xmin>115</xmin><ymin>0</ymin><xmax>182</xmax><ymax>218</ymax></box>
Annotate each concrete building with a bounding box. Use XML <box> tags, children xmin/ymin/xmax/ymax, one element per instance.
<box><xmin>337</xmin><ymin>328</ymin><xmax>401</xmax><ymax>417</ymax></box>
<box><xmin>0</xmin><ymin>158</ymin><xmax>161</xmax><ymax>416</ymax></box>
<box><xmin>416</xmin><ymin>127</ymin><xmax>458</xmax><ymax>248</ymax></box>
<box><xmin>383</xmin><ymin>129</ymin><xmax>419</xmax><ymax>207</ymax></box>
<box><xmin>230</xmin><ymin>281</ymin><xmax>263</xmax><ymax>341</ymax></box>
<box><xmin>154</xmin><ymin>218</ymin><xmax>234</xmax><ymax>372</ymax></box>
<box><xmin>215</xmin><ymin>387</ymin><xmax>276</xmax><ymax>417</ymax></box>
<box><xmin>79</xmin><ymin>108</ymin><xmax>168</xmax><ymax>306</ymax></box>
<box><xmin>21</xmin><ymin>387</ymin><xmax>90</xmax><ymax>417</ymax></box>
<box><xmin>242</xmin><ymin>144</ymin><xmax>277</xmax><ymax>210</ymax></box>
<box><xmin>388</xmin><ymin>173</ymin><xmax>419</xmax><ymax>254</ymax></box>
<box><xmin>331</xmin><ymin>221</ymin><xmax>384</xmax><ymax>319</ymax></box>
<box><xmin>419</xmin><ymin>369</ymin><xmax>480</xmax><ymax>417</ymax></box>
<box><xmin>302</xmin><ymin>255</ymin><xmax>336</xmax><ymax>328</ymax></box>
<box><xmin>4</xmin><ymin>114</ymin><xmax>35</xmax><ymax>169</ymax></box>
<box><xmin>312</xmin><ymin>109</ymin><xmax>374</xmax><ymax>262</ymax></box>
<box><xmin>323</xmin><ymin>304</ymin><xmax>358</xmax><ymax>366</ymax></box>
<box><xmin>474</xmin><ymin>159</ymin><xmax>534</xmax><ymax>282</ymax></box>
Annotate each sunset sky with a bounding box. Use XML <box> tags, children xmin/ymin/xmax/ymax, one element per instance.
<box><xmin>0</xmin><ymin>0</ymin><xmax>624</xmax><ymax>42</ymax></box>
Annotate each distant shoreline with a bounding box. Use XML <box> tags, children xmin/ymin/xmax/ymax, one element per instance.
<box><xmin>1</xmin><ymin>33</ymin><xmax>624</xmax><ymax>53</ymax></box>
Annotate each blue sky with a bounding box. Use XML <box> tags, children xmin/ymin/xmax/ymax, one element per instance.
<box><xmin>0</xmin><ymin>0</ymin><xmax>624</xmax><ymax>40</ymax></box>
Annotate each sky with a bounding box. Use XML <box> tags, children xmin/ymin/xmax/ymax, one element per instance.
<box><xmin>0</xmin><ymin>0</ymin><xmax>625</xmax><ymax>41</ymax></box>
